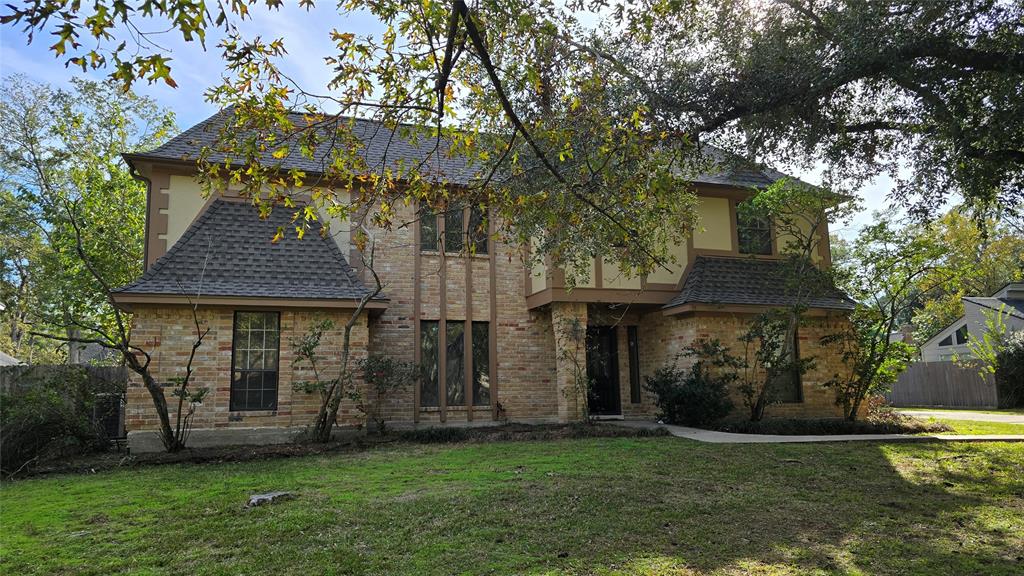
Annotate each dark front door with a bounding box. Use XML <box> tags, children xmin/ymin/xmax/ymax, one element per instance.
<box><xmin>586</xmin><ymin>326</ymin><xmax>621</xmax><ymax>416</ymax></box>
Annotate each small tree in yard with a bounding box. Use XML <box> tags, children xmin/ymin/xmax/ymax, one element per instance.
<box><xmin>554</xmin><ymin>314</ymin><xmax>593</xmax><ymax>422</ymax></box>
<box><xmin>358</xmin><ymin>355</ymin><xmax>417</xmax><ymax>434</ymax></box>
<box><xmin>291</xmin><ymin>236</ymin><xmax>384</xmax><ymax>442</ymax></box>
<box><xmin>822</xmin><ymin>213</ymin><xmax>951</xmax><ymax>420</ymax></box>
<box><xmin>957</xmin><ymin>307</ymin><xmax>1024</xmax><ymax>408</ymax></box>
<box><xmin>736</xmin><ymin>181</ymin><xmax>853</xmax><ymax>421</ymax></box>
<box><xmin>737</xmin><ymin>310</ymin><xmax>816</xmax><ymax>422</ymax></box>
<box><xmin>994</xmin><ymin>331</ymin><xmax>1024</xmax><ymax>408</ymax></box>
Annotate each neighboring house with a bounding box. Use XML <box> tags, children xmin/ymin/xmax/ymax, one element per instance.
<box><xmin>112</xmin><ymin>111</ymin><xmax>855</xmax><ymax>450</ymax></box>
<box><xmin>919</xmin><ymin>283</ymin><xmax>1024</xmax><ymax>362</ymax></box>
<box><xmin>0</xmin><ymin>350</ymin><xmax>23</xmax><ymax>366</ymax></box>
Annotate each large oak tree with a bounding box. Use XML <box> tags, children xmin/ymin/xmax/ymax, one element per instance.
<box><xmin>3</xmin><ymin>0</ymin><xmax>1021</xmax><ymax>275</ymax></box>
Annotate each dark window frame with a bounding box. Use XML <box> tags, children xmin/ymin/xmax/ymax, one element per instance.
<box><xmin>775</xmin><ymin>328</ymin><xmax>803</xmax><ymax>404</ymax></box>
<box><xmin>418</xmin><ymin>319</ymin><xmax>492</xmax><ymax>410</ymax></box>
<box><xmin>419</xmin><ymin>204</ymin><xmax>488</xmax><ymax>255</ymax></box>
<box><xmin>736</xmin><ymin>202</ymin><xmax>774</xmax><ymax>256</ymax></box>
<box><xmin>229</xmin><ymin>311</ymin><xmax>281</xmax><ymax>412</ymax></box>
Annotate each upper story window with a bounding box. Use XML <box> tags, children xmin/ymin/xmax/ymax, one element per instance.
<box><xmin>938</xmin><ymin>325</ymin><xmax>968</xmax><ymax>347</ymax></box>
<box><xmin>231</xmin><ymin>311</ymin><xmax>281</xmax><ymax>411</ymax></box>
<box><xmin>420</xmin><ymin>205</ymin><xmax>488</xmax><ymax>254</ymax></box>
<box><xmin>736</xmin><ymin>207</ymin><xmax>773</xmax><ymax>255</ymax></box>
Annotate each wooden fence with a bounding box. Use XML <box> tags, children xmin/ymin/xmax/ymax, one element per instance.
<box><xmin>0</xmin><ymin>365</ymin><xmax>128</xmax><ymax>438</ymax></box>
<box><xmin>886</xmin><ymin>361</ymin><xmax>998</xmax><ymax>408</ymax></box>
<box><xmin>0</xmin><ymin>365</ymin><xmax>127</xmax><ymax>394</ymax></box>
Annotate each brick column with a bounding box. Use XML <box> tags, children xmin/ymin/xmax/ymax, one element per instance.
<box><xmin>551</xmin><ymin>302</ymin><xmax>588</xmax><ymax>423</ymax></box>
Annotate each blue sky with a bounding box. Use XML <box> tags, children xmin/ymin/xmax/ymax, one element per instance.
<box><xmin>0</xmin><ymin>2</ymin><xmax>893</xmax><ymax>237</ymax></box>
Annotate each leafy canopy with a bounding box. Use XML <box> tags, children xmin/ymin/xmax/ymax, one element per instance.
<box><xmin>3</xmin><ymin>0</ymin><xmax>1022</xmax><ymax>272</ymax></box>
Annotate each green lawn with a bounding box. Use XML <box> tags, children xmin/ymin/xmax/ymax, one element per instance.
<box><xmin>899</xmin><ymin>407</ymin><xmax>1024</xmax><ymax>415</ymax></box>
<box><xmin>921</xmin><ymin>418</ymin><xmax>1024</xmax><ymax>436</ymax></box>
<box><xmin>2</xmin><ymin>438</ymin><xmax>1023</xmax><ymax>575</ymax></box>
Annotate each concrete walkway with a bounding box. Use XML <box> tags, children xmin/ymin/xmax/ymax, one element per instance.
<box><xmin>613</xmin><ymin>420</ymin><xmax>1024</xmax><ymax>444</ymax></box>
<box><xmin>897</xmin><ymin>409</ymin><xmax>1024</xmax><ymax>424</ymax></box>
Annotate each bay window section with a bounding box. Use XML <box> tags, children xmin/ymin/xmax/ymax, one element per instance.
<box><xmin>418</xmin><ymin>319</ymin><xmax>492</xmax><ymax>410</ymax></box>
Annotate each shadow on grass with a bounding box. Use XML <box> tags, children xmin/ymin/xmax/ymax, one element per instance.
<box><xmin>1</xmin><ymin>438</ymin><xmax>1021</xmax><ymax>575</ymax></box>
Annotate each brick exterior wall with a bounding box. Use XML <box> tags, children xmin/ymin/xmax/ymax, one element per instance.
<box><xmin>635</xmin><ymin>309</ymin><xmax>851</xmax><ymax>419</ymax></box>
<box><xmin>127</xmin><ymin>202</ymin><xmax>852</xmax><ymax>437</ymax></box>
<box><xmin>126</xmin><ymin>307</ymin><xmax>368</xmax><ymax>433</ymax></box>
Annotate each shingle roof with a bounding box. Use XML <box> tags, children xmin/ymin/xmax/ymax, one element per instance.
<box><xmin>126</xmin><ymin>110</ymin><xmax>798</xmax><ymax>189</ymax></box>
<box><xmin>114</xmin><ymin>199</ymin><xmax>379</xmax><ymax>301</ymax></box>
<box><xmin>664</xmin><ymin>256</ymin><xmax>855</xmax><ymax>311</ymax></box>
<box><xmin>126</xmin><ymin>109</ymin><xmax>477</xmax><ymax>184</ymax></box>
<box><xmin>963</xmin><ymin>296</ymin><xmax>1024</xmax><ymax>320</ymax></box>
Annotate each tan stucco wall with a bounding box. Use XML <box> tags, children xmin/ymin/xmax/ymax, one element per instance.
<box><xmin>156</xmin><ymin>173</ymin><xmax>352</xmax><ymax>261</ymax></box>
<box><xmin>693</xmin><ymin>196</ymin><xmax>733</xmax><ymax>251</ymax></box>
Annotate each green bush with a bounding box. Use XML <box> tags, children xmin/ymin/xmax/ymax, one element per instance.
<box><xmin>0</xmin><ymin>367</ymin><xmax>121</xmax><ymax>475</ymax></box>
<box><xmin>995</xmin><ymin>331</ymin><xmax>1024</xmax><ymax>408</ymax></box>
<box><xmin>644</xmin><ymin>339</ymin><xmax>736</xmax><ymax>426</ymax></box>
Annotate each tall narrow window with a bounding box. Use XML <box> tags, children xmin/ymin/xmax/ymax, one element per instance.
<box><xmin>420</xmin><ymin>321</ymin><xmax>440</xmax><ymax>406</ymax></box>
<box><xmin>472</xmin><ymin>321</ymin><xmax>490</xmax><ymax>406</ymax></box>
<box><xmin>443</xmin><ymin>208</ymin><xmax>464</xmax><ymax>253</ymax></box>
<box><xmin>446</xmin><ymin>321</ymin><xmax>465</xmax><ymax>406</ymax></box>
<box><xmin>773</xmin><ymin>328</ymin><xmax>802</xmax><ymax>403</ymax></box>
<box><xmin>737</xmin><ymin>204</ymin><xmax>773</xmax><ymax>255</ymax></box>
<box><xmin>627</xmin><ymin>326</ymin><xmax>641</xmax><ymax>404</ymax></box>
<box><xmin>420</xmin><ymin>210</ymin><xmax>439</xmax><ymax>251</ymax></box>
<box><xmin>231</xmin><ymin>311</ymin><xmax>280</xmax><ymax>411</ymax></box>
<box><xmin>468</xmin><ymin>206</ymin><xmax>488</xmax><ymax>254</ymax></box>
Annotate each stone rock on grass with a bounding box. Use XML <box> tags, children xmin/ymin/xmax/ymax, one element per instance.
<box><xmin>246</xmin><ymin>491</ymin><xmax>296</xmax><ymax>508</ymax></box>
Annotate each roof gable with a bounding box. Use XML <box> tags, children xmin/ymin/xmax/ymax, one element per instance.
<box><xmin>114</xmin><ymin>199</ymin><xmax>378</xmax><ymax>301</ymax></box>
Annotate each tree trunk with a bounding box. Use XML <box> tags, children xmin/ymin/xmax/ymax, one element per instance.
<box><xmin>140</xmin><ymin>371</ymin><xmax>183</xmax><ymax>451</ymax></box>
<box><xmin>846</xmin><ymin>395</ymin><xmax>863</xmax><ymax>422</ymax></box>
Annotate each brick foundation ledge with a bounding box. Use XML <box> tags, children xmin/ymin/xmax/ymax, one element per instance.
<box><xmin>127</xmin><ymin>426</ymin><xmax>328</xmax><ymax>453</ymax></box>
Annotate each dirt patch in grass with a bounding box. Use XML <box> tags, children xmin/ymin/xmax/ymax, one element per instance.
<box><xmin>18</xmin><ymin>423</ymin><xmax>668</xmax><ymax>478</ymax></box>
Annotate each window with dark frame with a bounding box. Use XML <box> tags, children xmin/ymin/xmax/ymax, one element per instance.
<box><xmin>420</xmin><ymin>210</ymin><xmax>439</xmax><ymax>251</ymax></box>
<box><xmin>955</xmin><ymin>325</ymin><xmax>968</xmax><ymax>345</ymax></box>
<box><xmin>230</xmin><ymin>311</ymin><xmax>281</xmax><ymax>411</ymax></box>
<box><xmin>627</xmin><ymin>326</ymin><xmax>641</xmax><ymax>404</ymax></box>
<box><xmin>420</xmin><ymin>321</ymin><xmax>440</xmax><ymax>407</ymax></box>
<box><xmin>419</xmin><ymin>205</ymin><xmax>488</xmax><ymax>254</ymax></box>
<box><xmin>471</xmin><ymin>322</ymin><xmax>490</xmax><ymax>406</ymax></box>
<box><xmin>418</xmin><ymin>319</ymin><xmax>491</xmax><ymax>409</ymax></box>
<box><xmin>736</xmin><ymin>204</ymin><xmax>773</xmax><ymax>255</ymax></box>
<box><xmin>773</xmin><ymin>328</ymin><xmax>802</xmax><ymax>403</ymax></box>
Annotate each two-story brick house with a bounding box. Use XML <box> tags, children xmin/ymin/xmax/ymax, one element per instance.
<box><xmin>112</xmin><ymin>111</ymin><xmax>855</xmax><ymax>450</ymax></box>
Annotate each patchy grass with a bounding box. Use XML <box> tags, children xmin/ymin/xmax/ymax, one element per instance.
<box><xmin>1</xmin><ymin>438</ymin><xmax>1022</xmax><ymax>575</ymax></box>
<box><xmin>919</xmin><ymin>418</ymin><xmax>1024</xmax><ymax>436</ymax></box>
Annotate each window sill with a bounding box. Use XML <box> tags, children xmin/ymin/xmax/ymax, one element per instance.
<box><xmin>228</xmin><ymin>410</ymin><xmax>279</xmax><ymax>417</ymax></box>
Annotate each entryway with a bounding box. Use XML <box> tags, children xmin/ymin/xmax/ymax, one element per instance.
<box><xmin>586</xmin><ymin>326</ymin><xmax>622</xmax><ymax>416</ymax></box>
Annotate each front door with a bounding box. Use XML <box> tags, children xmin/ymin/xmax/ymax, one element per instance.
<box><xmin>586</xmin><ymin>326</ymin><xmax>621</xmax><ymax>416</ymax></box>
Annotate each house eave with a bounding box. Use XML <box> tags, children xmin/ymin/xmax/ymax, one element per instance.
<box><xmin>111</xmin><ymin>292</ymin><xmax>389</xmax><ymax>311</ymax></box>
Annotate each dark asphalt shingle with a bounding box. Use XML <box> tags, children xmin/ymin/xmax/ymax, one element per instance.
<box><xmin>664</xmin><ymin>256</ymin><xmax>855</xmax><ymax>311</ymax></box>
<box><xmin>127</xmin><ymin>110</ymin><xmax>797</xmax><ymax>189</ymax></box>
<box><xmin>114</xmin><ymin>199</ymin><xmax>378</xmax><ymax>301</ymax></box>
